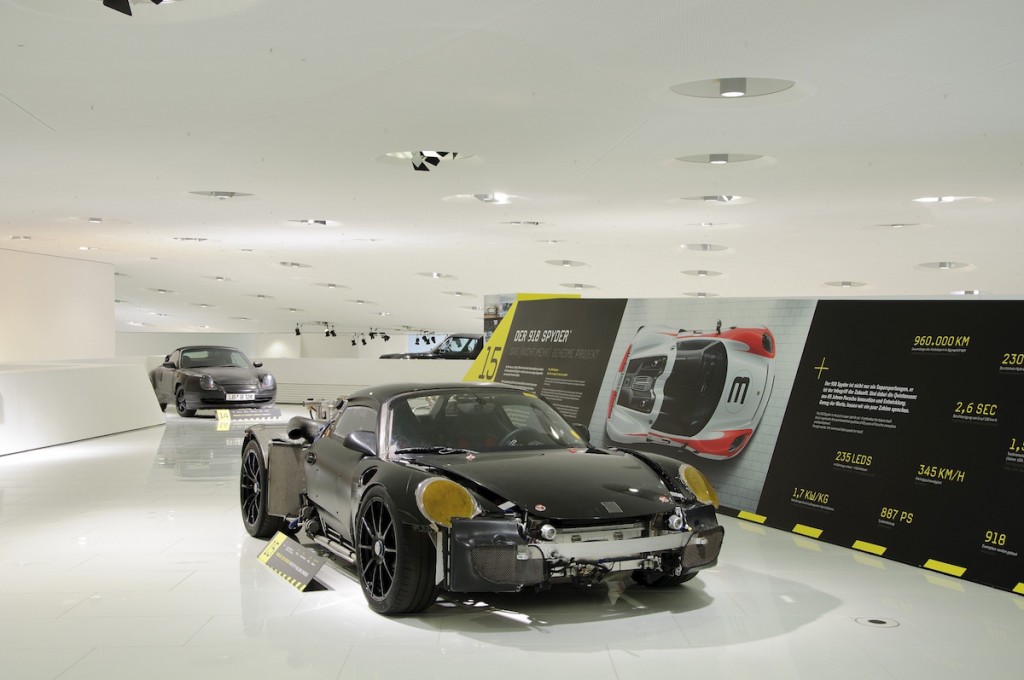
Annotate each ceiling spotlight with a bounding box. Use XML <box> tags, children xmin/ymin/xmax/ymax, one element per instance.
<box><xmin>369</xmin><ymin>332</ymin><xmax>377</xmax><ymax>339</ymax></box>
<box><xmin>474</xmin><ymin>192</ymin><xmax>511</xmax><ymax>204</ymax></box>
<box><xmin>351</xmin><ymin>338</ymin><xmax>357</xmax><ymax>346</ymax></box>
<box><xmin>430</xmin><ymin>336</ymin><xmax>436</xmax><ymax>344</ymax></box>
<box><xmin>382</xmin><ymin>333</ymin><xmax>391</xmax><ymax>342</ymax></box>
<box><xmin>330</xmin><ymin>328</ymin><xmax>337</xmax><ymax>337</ymax></box>
<box><xmin>422</xmin><ymin>335</ymin><xmax>430</xmax><ymax>344</ymax></box>
<box><xmin>719</xmin><ymin>77</ymin><xmax>747</xmax><ymax>97</ymax></box>
<box><xmin>326</xmin><ymin>329</ymin><xmax>331</xmax><ymax>338</ymax></box>
<box><xmin>412</xmin><ymin>151</ymin><xmax>458</xmax><ymax>171</ymax></box>
<box><xmin>708</xmin><ymin>154</ymin><xmax>729</xmax><ymax>165</ymax></box>
<box><xmin>295</xmin><ymin>326</ymin><xmax>301</xmax><ymax>336</ymax></box>
<box><xmin>361</xmin><ymin>337</ymin><xmax>367</xmax><ymax>346</ymax></box>
<box><xmin>415</xmin><ymin>337</ymin><xmax>421</xmax><ymax>345</ymax></box>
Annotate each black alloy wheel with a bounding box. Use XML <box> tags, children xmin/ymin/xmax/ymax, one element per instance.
<box><xmin>175</xmin><ymin>387</ymin><xmax>197</xmax><ymax>417</ymax></box>
<box><xmin>355</xmin><ymin>487</ymin><xmax>436</xmax><ymax>615</ymax></box>
<box><xmin>240</xmin><ymin>441</ymin><xmax>284</xmax><ymax>538</ymax></box>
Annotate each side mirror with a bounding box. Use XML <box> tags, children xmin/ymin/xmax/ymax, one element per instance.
<box><xmin>287</xmin><ymin>416</ymin><xmax>321</xmax><ymax>444</ymax></box>
<box><xmin>344</xmin><ymin>430</ymin><xmax>378</xmax><ymax>458</ymax></box>
<box><xmin>253</xmin><ymin>361</ymin><xmax>263</xmax><ymax>368</ymax></box>
<box><xmin>572</xmin><ymin>423</ymin><xmax>592</xmax><ymax>444</ymax></box>
<box><xmin>163</xmin><ymin>361</ymin><xmax>176</xmax><ymax>369</ymax></box>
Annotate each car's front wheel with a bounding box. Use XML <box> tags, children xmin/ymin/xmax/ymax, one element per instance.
<box><xmin>355</xmin><ymin>487</ymin><xmax>436</xmax><ymax>615</ymax></box>
<box><xmin>175</xmin><ymin>387</ymin><xmax>197</xmax><ymax>418</ymax></box>
<box><xmin>240</xmin><ymin>441</ymin><xmax>285</xmax><ymax>538</ymax></box>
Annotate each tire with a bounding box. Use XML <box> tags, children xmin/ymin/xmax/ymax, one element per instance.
<box><xmin>158</xmin><ymin>403</ymin><xmax>167</xmax><ymax>412</ymax></box>
<box><xmin>175</xmin><ymin>387</ymin><xmax>197</xmax><ymax>418</ymax></box>
<box><xmin>355</xmin><ymin>487</ymin><xmax>437</xmax><ymax>615</ymax></box>
<box><xmin>240</xmin><ymin>441</ymin><xmax>285</xmax><ymax>538</ymax></box>
<box><xmin>631</xmin><ymin>568</ymin><xmax>698</xmax><ymax>588</ymax></box>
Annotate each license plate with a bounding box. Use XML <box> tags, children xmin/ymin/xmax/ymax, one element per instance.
<box><xmin>226</xmin><ymin>393</ymin><xmax>255</xmax><ymax>401</ymax></box>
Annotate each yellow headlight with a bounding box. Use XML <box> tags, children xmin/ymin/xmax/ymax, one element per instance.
<box><xmin>415</xmin><ymin>478</ymin><xmax>479</xmax><ymax>528</ymax></box>
<box><xmin>679</xmin><ymin>464</ymin><xmax>719</xmax><ymax>508</ymax></box>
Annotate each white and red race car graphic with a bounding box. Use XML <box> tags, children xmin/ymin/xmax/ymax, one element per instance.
<box><xmin>606</xmin><ymin>323</ymin><xmax>776</xmax><ymax>460</ymax></box>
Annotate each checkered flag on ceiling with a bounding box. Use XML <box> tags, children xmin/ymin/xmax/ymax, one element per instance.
<box><xmin>412</xmin><ymin>151</ymin><xmax>458</xmax><ymax>171</ymax></box>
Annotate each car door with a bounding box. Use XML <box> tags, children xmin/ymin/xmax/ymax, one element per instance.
<box><xmin>304</xmin><ymin>404</ymin><xmax>378</xmax><ymax>538</ymax></box>
<box><xmin>154</xmin><ymin>349</ymin><xmax>180</xmax><ymax>403</ymax></box>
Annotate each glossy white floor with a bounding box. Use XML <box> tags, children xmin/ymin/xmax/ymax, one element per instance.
<box><xmin>0</xmin><ymin>408</ymin><xmax>1019</xmax><ymax>680</ymax></box>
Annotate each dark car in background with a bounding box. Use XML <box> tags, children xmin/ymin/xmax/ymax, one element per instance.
<box><xmin>240</xmin><ymin>382</ymin><xmax>723</xmax><ymax>615</ymax></box>
<box><xmin>380</xmin><ymin>333</ymin><xmax>484</xmax><ymax>360</ymax></box>
<box><xmin>150</xmin><ymin>345</ymin><xmax>276</xmax><ymax>417</ymax></box>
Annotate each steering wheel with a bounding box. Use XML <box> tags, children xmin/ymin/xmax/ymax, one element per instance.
<box><xmin>498</xmin><ymin>427</ymin><xmax>551</xmax><ymax>448</ymax></box>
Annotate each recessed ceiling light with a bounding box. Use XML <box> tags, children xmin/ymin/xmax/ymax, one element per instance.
<box><xmin>870</xmin><ymin>223</ymin><xmax>921</xmax><ymax>230</ymax></box>
<box><xmin>378</xmin><ymin>311</ymin><xmax>391</xmax><ymax>317</ymax></box>
<box><xmin>537</xmin><ymin>239</ymin><xmax>565</xmax><ymax>244</ymax></box>
<box><xmin>474</xmin><ymin>192</ymin><xmax>513</xmax><ymax>204</ymax></box>
<box><xmin>147</xmin><ymin>288</ymin><xmax>174</xmax><ymax>295</ymax></box>
<box><xmin>443</xmin><ymin>193</ymin><xmax>525</xmax><ymax>205</ymax></box>
<box><xmin>279</xmin><ymin>261</ymin><xmax>311</xmax><ymax>268</ymax></box>
<box><xmin>288</xmin><ymin>219</ymin><xmax>341</xmax><ymax>227</ymax></box>
<box><xmin>248</xmin><ymin>293</ymin><xmax>275</xmax><ymax>299</ymax></box>
<box><xmin>418</xmin><ymin>272</ymin><xmax>455</xmax><ymax>279</ymax></box>
<box><xmin>913</xmin><ymin>196</ymin><xmax>984</xmax><ymax>204</ymax></box>
<box><xmin>191</xmin><ymin>303</ymin><xmax>215</xmax><ymax>308</ymax></box>
<box><xmin>681</xmin><ymin>243</ymin><xmax>728</xmax><ymax>252</ymax></box>
<box><xmin>681</xmin><ymin>269</ymin><xmax>722</xmax><ymax>277</ymax></box>
<box><xmin>348</xmin><ymin>299</ymin><xmax>376</xmax><ymax>305</ymax></box>
<box><xmin>684</xmin><ymin>292</ymin><xmax>719</xmax><ymax>298</ymax></box>
<box><xmin>670</xmin><ymin>77</ymin><xmax>795</xmax><ymax>99</ymax></box>
<box><xmin>674</xmin><ymin>195</ymin><xmax>750</xmax><ymax>206</ymax></box>
<box><xmin>189</xmin><ymin>191</ymin><xmax>253</xmax><ymax>200</ymax></box>
<box><xmin>676</xmin><ymin>153</ymin><xmax>762</xmax><ymax>164</ymax></box>
<box><xmin>88</xmin><ymin>217</ymin><xmax>103</xmax><ymax>224</ymax></box>
<box><xmin>560</xmin><ymin>283</ymin><xmax>597</xmax><ymax>290</ymax></box>
<box><xmin>443</xmin><ymin>291</ymin><xmax>475</xmax><ymax>297</ymax></box>
<box><xmin>546</xmin><ymin>259</ymin><xmax>587</xmax><ymax>268</ymax></box>
<box><xmin>173</xmin><ymin>237</ymin><xmax>208</xmax><ymax>242</ymax></box>
<box><xmin>126</xmin><ymin>321</ymin><xmax>147</xmax><ymax>327</ymax></box>
<box><xmin>825</xmin><ymin>280</ymin><xmax>868</xmax><ymax>288</ymax></box>
<box><xmin>231</xmin><ymin>317</ymin><xmax>253</xmax><ymax>321</ymax></box>
<box><xmin>918</xmin><ymin>261</ymin><xmax>969</xmax><ymax>270</ymax></box>
<box><xmin>9</xmin><ymin>235</ymin><xmax>31</xmax><ymax>240</ymax></box>
<box><xmin>316</xmin><ymin>282</ymin><xmax>347</xmax><ymax>289</ymax></box>
<box><xmin>951</xmin><ymin>289</ymin><xmax>983</xmax><ymax>296</ymax></box>
<box><xmin>198</xmin><ymin>325</ymin><xmax>210</xmax><ymax>329</ymax></box>
<box><xmin>78</xmin><ymin>245</ymin><xmax>96</xmax><ymax>251</ymax></box>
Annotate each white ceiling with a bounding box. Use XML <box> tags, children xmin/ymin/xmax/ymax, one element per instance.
<box><xmin>3</xmin><ymin>0</ymin><xmax>1023</xmax><ymax>337</ymax></box>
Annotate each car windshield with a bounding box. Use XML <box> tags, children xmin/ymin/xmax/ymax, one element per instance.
<box><xmin>180</xmin><ymin>348</ymin><xmax>250</xmax><ymax>369</ymax></box>
<box><xmin>387</xmin><ymin>388</ymin><xmax>588</xmax><ymax>454</ymax></box>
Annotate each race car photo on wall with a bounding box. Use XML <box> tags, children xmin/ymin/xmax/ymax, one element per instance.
<box><xmin>606</xmin><ymin>323</ymin><xmax>776</xmax><ymax>460</ymax></box>
<box><xmin>240</xmin><ymin>382</ymin><xmax>723</xmax><ymax>615</ymax></box>
<box><xmin>150</xmin><ymin>345</ymin><xmax>277</xmax><ymax>417</ymax></box>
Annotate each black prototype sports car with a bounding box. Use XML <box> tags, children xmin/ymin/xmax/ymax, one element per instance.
<box><xmin>240</xmin><ymin>382</ymin><xmax>724</xmax><ymax>615</ymax></box>
<box><xmin>150</xmin><ymin>346</ymin><xmax>276</xmax><ymax>417</ymax></box>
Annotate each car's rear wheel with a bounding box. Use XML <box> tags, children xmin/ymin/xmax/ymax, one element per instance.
<box><xmin>631</xmin><ymin>569</ymin><xmax>698</xmax><ymax>588</ymax></box>
<box><xmin>175</xmin><ymin>387</ymin><xmax>197</xmax><ymax>418</ymax></box>
<box><xmin>240</xmin><ymin>441</ymin><xmax>285</xmax><ymax>538</ymax></box>
<box><xmin>356</xmin><ymin>487</ymin><xmax>436</xmax><ymax>615</ymax></box>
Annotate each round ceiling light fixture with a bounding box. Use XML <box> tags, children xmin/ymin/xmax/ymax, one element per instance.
<box><xmin>670</xmin><ymin>77</ymin><xmax>795</xmax><ymax>99</ymax></box>
<box><xmin>918</xmin><ymin>261</ymin><xmax>970</xmax><ymax>271</ymax></box>
<box><xmin>676</xmin><ymin>153</ymin><xmax>763</xmax><ymax>164</ymax></box>
<box><xmin>681</xmin><ymin>243</ymin><xmax>729</xmax><ymax>252</ymax></box>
